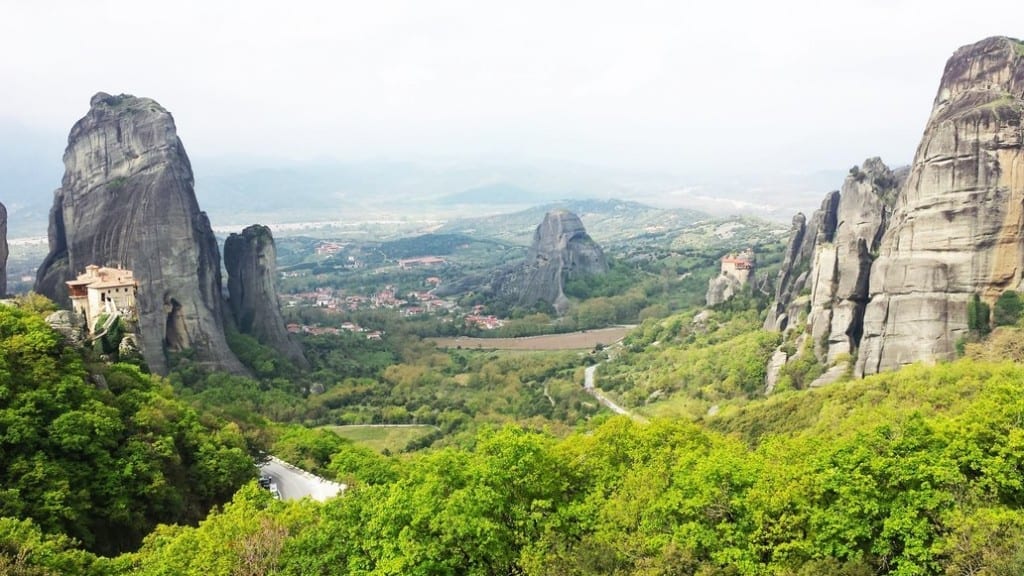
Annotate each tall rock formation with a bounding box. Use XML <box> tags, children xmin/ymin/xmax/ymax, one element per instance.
<box><xmin>807</xmin><ymin>159</ymin><xmax>899</xmax><ymax>364</ymax></box>
<box><xmin>224</xmin><ymin>225</ymin><xmax>308</xmax><ymax>368</ymax></box>
<box><xmin>0</xmin><ymin>201</ymin><xmax>7</xmax><ymax>296</ymax></box>
<box><xmin>763</xmin><ymin>191</ymin><xmax>840</xmax><ymax>331</ymax></box>
<box><xmin>857</xmin><ymin>37</ymin><xmax>1024</xmax><ymax>376</ymax></box>
<box><xmin>497</xmin><ymin>210</ymin><xmax>608</xmax><ymax>314</ymax></box>
<box><xmin>762</xmin><ymin>159</ymin><xmax>903</xmax><ymax>388</ymax></box>
<box><xmin>35</xmin><ymin>93</ymin><xmax>244</xmax><ymax>375</ymax></box>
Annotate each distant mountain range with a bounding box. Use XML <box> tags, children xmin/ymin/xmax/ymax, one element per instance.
<box><xmin>2</xmin><ymin>133</ymin><xmax>848</xmax><ymax>238</ymax></box>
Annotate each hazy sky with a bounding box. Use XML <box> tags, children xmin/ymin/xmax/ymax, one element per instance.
<box><xmin>1</xmin><ymin>0</ymin><xmax>1021</xmax><ymax>174</ymax></box>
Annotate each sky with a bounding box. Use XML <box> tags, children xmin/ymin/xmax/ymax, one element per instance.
<box><xmin>1</xmin><ymin>0</ymin><xmax>1021</xmax><ymax>176</ymax></box>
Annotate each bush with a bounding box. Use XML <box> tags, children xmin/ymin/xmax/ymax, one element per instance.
<box><xmin>993</xmin><ymin>290</ymin><xmax>1023</xmax><ymax>327</ymax></box>
<box><xmin>968</xmin><ymin>293</ymin><xmax>991</xmax><ymax>334</ymax></box>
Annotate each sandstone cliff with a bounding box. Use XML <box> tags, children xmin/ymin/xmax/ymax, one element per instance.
<box><xmin>224</xmin><ymin>225</ymin><xmax>308</xmax><ymax>368</ymax></box>
<box><xmin>762</xmin><ymin>159</ymin><xmax>903</xmax><ymax>389</ymax></box>
<box><xmin>35</xmin><ymin>93</ymin><xmax>244</xmax><ymax>375</ymax></box>
<box><xmin>807</xmin><ymin>159</ymin><xmax>900</xmax><ymax>364</ymax></box>
<box><xmin>496</xmin><ymin>210</ymin><xmax>608</xmax><ymax>313</ymax></box>
<box><xmin>857</xmin><ymin>37</ymin><xmax>1024</xmax><ymax>375</ymax></box>
<box><xmin>0</xmin><ymin>201</ymin><xmax>7</xmax><ymax>296</ymax></box>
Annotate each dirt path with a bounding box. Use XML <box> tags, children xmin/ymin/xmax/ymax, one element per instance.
<box><xmin>429</xmin><ymin>326</ymin><xmax>632</xmax><ymax>351</ymax></box>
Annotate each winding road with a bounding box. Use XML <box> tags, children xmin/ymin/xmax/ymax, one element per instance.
<box><xmin>259</xmin><ymin>456</ymin><xmax>346</xmax><ymax>501</ymax></box>
<box><xmin>584</xmin><ymin>364</ymin><xmax>646</xmax><ymax>422</ymax></box>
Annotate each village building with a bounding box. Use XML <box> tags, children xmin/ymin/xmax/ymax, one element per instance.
<box><xmin>66</xmin><ymin>265</ymin><xmax>138</xmax><ymax>333</ymax></box>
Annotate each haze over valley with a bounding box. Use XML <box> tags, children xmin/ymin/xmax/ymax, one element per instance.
<box><xmin>3</xmin><ymin>2</ymin><xmax>1024</xmax><ymax>575</ymax></box>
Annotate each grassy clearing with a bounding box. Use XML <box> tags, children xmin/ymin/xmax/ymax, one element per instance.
<box><xmin>325</xmin><ymin>425</ymin><xmax>438</xmax><ymax>453</ymax></box>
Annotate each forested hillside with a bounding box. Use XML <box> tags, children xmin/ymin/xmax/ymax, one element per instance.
<box><xmin>6</xmin><ymin>357</ymin><xmax>1024</xmax><ymax>574</ymax></box>
<box><xmin>0</xmin><ymin>301</ymin><xmax>255</xmax><ymax>558</ymax></box>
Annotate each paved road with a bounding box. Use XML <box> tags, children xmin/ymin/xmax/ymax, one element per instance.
<box><xmin>584</xmin><ymin>364</ymin><xmax>645</xmax><ymax>421</ymax></box>
<box><xmin>259</xmin><ymin>457</ymin><xmax>345</xmax><ymax>502</ymax></box>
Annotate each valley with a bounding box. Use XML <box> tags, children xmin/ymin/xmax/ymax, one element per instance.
<box><xmin>1</xmin><ymin>21</ymin><xmax>1024</xmax><ymax>576</ymax></box>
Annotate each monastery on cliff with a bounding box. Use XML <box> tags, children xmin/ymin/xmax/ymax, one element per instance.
<box><xmin>66</xmin><ymin>265</ymin><xmax>138</xmax><ymax>332</ymax></box>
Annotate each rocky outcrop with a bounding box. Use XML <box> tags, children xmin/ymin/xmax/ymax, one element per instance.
<box><xmin>807</xmin><ymin>159</ymin><xmax>900</xmax><ymax>363</ymax></box>
<box><xmin>763</xmin><ymin>191</ymin><xmax>840</xmax><ymax>331</ymax></box>
<box><xmin>495</xmin><ymin>210</ymin><xmax>607</xmax><ymax>313</ymax></box>
<box><xmin>0</xmin><ymin>201</ymin><xmax>7</xmax><ymax>296</ymax></box>
<box><xmin>35</xmin><ymin>93</ymin><xmax>244</xmax><ymax>375</ymax></box>
<box><xmin>224</xmin><ymin>225</ymin><xmax>308</xmax><ymax>368</ymax></box>
<box><xmin>45</xmin><ymin>310</ymin><xmax>85</xmax><ymax>347</ymax></box>
<box><xmin>857</xmin><ymin>37</ymin><xmax>1024</xmax><ymax>376</ymax></box>
<box><xmin>706</xmin><ymin>274</ymin><xmax>743</xmax><ymax>307</ymax></box>
<box><xmin>706</xmin><ymin>249</ymin><xmax>756</xmax><ymax>306</ymax></box>
<box><xmin>762</xmin><ymin>158</ymin><xmax>902</xmax><ymax>391</ymax></box>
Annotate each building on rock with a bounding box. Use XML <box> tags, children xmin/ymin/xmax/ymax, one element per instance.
<box><xmin>706</xmin><ymin>249</ymin><xmax>755</xmax><ymax>306</ymax></box>
<box><xmin>66</xmin><ymin>265</ymin><xmax>138</xmax><ymax>334</ymax></box>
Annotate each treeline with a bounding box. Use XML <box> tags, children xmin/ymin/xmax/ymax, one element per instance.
<box><xmin>12</xmin><ymin>359</ymin><xmax>1024</xmax><ymax>574</ymax></box>
<box><xmin>0</xmin><ymin>303</ymin><xmax>255</xmax><ymax>557</ymax></box>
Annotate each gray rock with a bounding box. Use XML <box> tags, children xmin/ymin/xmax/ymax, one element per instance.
<box><xmin>706</xmin><ymin>273</ymin><xmax>742</xmax><ymax>307</ymax></box>
<box><xmin>224</xmin><ymin>225</ymin><xmax>308</xmax><ymax>368</ymax></box>
<box><xmin>118</xmin><ymin>331</ymin><xmax>138</xmax><ymax>351</ymax></box>
<box><xmin>495</xmin><ymin>210</ymin><xmax>607</xmax><ymax>314</ymax></box>
<box><xmin>45</xmin><ymin>310</ymin><xmax>86</xmax><ymax>347</ymax></box>
<box><xmin>809</xmin><ymin>363</ymin><xmax>848</xmax><ymax>388</ymax></box>
<box><xmin>0</xmin><ymin>201</ymin><xmax>6</xmax><ymax>296</ymax></box>
<box><xmin>34</xmin><ymin>93</ymin><xmax>245</xmax><ymax>375</ymax></box>
<box><xmin>807</xmin><ymin>158</ymin><xmax>901</xmax><ymax>363</ymax></box>
<box><xmin>857</xmin><ymin>37</ymin><xmax>1024</xmax><ymax>376</ymax></box>
<box><xmin>764</xmin><ymin>349</ymin><xmax>788</xmax><ymax>394</ymax></box>
<box><xmin>764</xmin><ymin>191</ymin><xmax>840</xmax><ymax>331</ymax></box>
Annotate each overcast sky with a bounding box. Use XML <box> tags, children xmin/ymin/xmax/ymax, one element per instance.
<box><xmin>1</xmin><ymin>1</ymin><xmax>1020</xmax><ymax>175</ymax></box>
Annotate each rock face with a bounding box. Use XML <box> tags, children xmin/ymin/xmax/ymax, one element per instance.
<box><xmin>35</xmin><ymin>93</ymin><xmax>244</xmax><ymax>375</ymax></box>
<box><xmin>706</xmin><ymin>274</ymin><xmax>742</xmax><ymax>307</ymax></box>
<box><xmin>762</xmin><ymin>158</ymin><xmax>902</xmax><ymax>388</ymax></box>
<box><xmin>807</xmin><ymin>159</ymin><xmax>900</xmax><ymax>363</ymax></box>
<box><xmin>0</xmin><ymin>201</ymin><xmax>7</xmax><ymax>296</ymax></box>
<box><xmin>763</xmin><ymin>191</ymin><xmax>840</xmax><ymax>331</ymax></box>
<box><xmin>857</xmin><ymin>37</ymin><xmax>1024</xmax><ymax>376</ymax></box>
<box><xmin>224</xmin><ymin>225</ymin><xmax>308</xmax><ymax>368</ymax></box>
<box><xmin>498</xmin><ymin>210</ymin><xmax>607</xmax><ymax>313</ymax></box>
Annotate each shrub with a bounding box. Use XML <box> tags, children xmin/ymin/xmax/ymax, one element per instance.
<box><xmin>993</xmin><ymin>290</ymin><xmax>1023</xmax><ymax>327</ymax></box>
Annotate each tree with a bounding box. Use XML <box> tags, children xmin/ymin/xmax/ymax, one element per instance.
<box><xmin>993</xmin><ymin>290</ymin><xmax>1023</xmax><ymax>327</ymax></box>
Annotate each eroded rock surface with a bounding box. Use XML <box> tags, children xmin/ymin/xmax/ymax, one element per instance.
<box><xmin>858</xmin><ymin>37</ymin><xmax>1024</xmax><ymax>375</ymax></box>
<box><xmin>764</xmin><ymin>191</ymin><xmax>840</xmax><ymax>331</ymax></box>
<box><xmin>224</xmin><ymin>225</ymin><xmax>308</xmax><ymax>368</ymax></box>
<box><xmin>496</xmin><ymin>210</ymin><xmax>607</xmax><ymax>314</ymax></box>
<box><xmin>34</xmin><ymin>93</ymin><xmax>244</xmax><ymax>374</ymax></box>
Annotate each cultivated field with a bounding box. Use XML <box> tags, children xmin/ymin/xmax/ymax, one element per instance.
<box><xmin>429</xmin><ymin>326</ymin><xmax>631</xmax><ymax>351</ymax></box>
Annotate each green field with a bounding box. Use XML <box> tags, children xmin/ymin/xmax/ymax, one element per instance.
<box><xmin>324</xmin><ymin>424</ymin><xmax>439</xmax><ymax>453</ymax></box>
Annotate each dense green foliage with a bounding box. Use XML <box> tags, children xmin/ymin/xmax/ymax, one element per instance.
<box><xmin>11</xmin><ymin>359</ymin><xmax>1022</xmax><ymax>575</ymax></box>
<box><xmin>993</xmin><ymin>290</ymin><xmax>1023</xmax><ymax>327</ymax></box>
<box><xmin>967</xmin><ymin>293</ymin><xmax>990</xmax><ymax>334</ymax></box>
<box><xmin>0</xmin><ymin>305</ymin><xmax>256</xmax><ymax>556</ymax></box>
<box><xmin>600</xmin><ymin>307</ymin><xmax>781</xmax><ymax>417</ymax></box>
